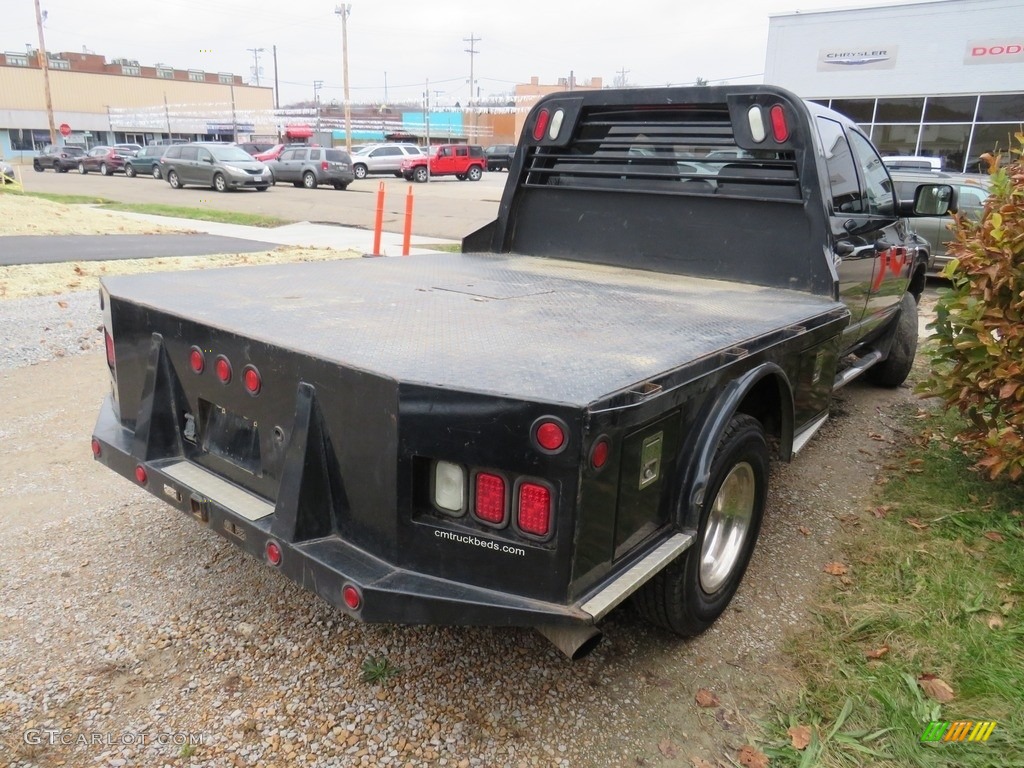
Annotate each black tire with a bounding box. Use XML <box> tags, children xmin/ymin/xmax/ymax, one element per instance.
<box><xmin>292</xmin><ymin>181</ymin><xmax>303</xmax><ymax>188</ymax></box>
<box><xmin>455</xmin><ymin>173</ymin><xmax>466</xmax><ymax>181</ymax></box>
<box><xmin>167</xmin><ymin>170</ymin><xmax>181</xmax><ymax>189</ymax></box>
<box><xmin>213</xmin><ymin>173</ymin><xmax>227</xmax><ymax>192</ymax></box>
<box><xmin>633</xmin><ymin>414</ymin><xmax>768</xmax><ymax>636</ymax></box>
<box><xmin>256</xmin><ymin>185</ymin><xmax>269</xmax><ymax>192</ymax></box>
<box><xmin>152</xmin><ymin>166</ymin><xmax>162</xmax><ymax>179</ymax></box>
<box><xmin>58</xmin><ymin>164</ymin><xmax>68</xmax><ymax>173</ymax></box>
<box><xmin>393</xmin><ymin>172</ymin><xmax>402</xmax><ymax>178</ymax></box>
<box><xmin>33</xmin><ymin>161</ymin><xmax>43</xmax><ymax>172</ymax></box>
<box><xmin>125</xmin><ymin>163</ymin><xmax>136</xmax><ymax>178</ymax></box>
<box><xmin>100</xmin><ymin>163</ymin><xmax>110</xmax><ymax>176</ymax></box>
<box><xmin>333</xmin><ymin>182</ymin><xmax>348</xmax><ymax>190</ymax></box>
<box><xmin>353</xmin><ymin>164</ymin><xmax>368</xmax><ymax>179</ymax></box>
<box><xmin>413</xmin><ymin>166</ymin><xmax>428</xmax><ymax>183</ymax></box>
<box><xmin>467</xmin><ymin>165</ymin><xmax>483</xmax><ymax>181</ymax></box>
<box><xmin>302</xmin><ymin>171</ymin><xmax>317</xmax><ymax>189</ymax></box>
<box><xmin>78</xmin><ymin>162</ymin><xmax>87</xmax><ymax>175</ymax></box>
<box><xmin>866</xmin><ymin>291</ymin><xmax>918</xmax><ymax>387</ymax></box>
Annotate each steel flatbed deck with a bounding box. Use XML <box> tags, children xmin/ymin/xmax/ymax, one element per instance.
<box><xmin>104</xmin><ymin>252</ymin><xmax>844</xmax><ymax>406</ymax></box>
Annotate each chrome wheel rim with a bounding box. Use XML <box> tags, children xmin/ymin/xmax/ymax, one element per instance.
<box><xmin>699</xmin><ymin>462</ymin><xmax>756</xmax><ymax>593</ymax></box>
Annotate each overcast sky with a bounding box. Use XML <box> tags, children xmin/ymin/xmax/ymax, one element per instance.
<box><xmin>8</xmin><ymin>0</ymin><xmax>922</xmax><ymax>108</ymax></box>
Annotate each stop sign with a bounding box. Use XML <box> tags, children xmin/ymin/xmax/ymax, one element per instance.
<box><xmin>59</xmin><ymin>123</ymin><xmax>71</xmax><ymax>137</ymax></box>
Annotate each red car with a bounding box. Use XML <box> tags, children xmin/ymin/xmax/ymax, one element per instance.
<box><xmin>77</xmin><ymin>146</ymin><xmax>136</xmax><ymax>176</ymax></box>
<box><xmin>401</xmin><ymin>144</ymin><xmax>486</xmax><ymax>182</ymax></box>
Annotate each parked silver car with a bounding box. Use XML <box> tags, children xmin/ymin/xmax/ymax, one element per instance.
<box><xmin>160</xmin><ymin>142</ymin><xmax>272</xmax><ymax>192</ymax></box>
<box><xmin>892</xmin><ymin>169</ymin><xmax>990</xmax><ymax>274</ymax></box>
<box><xmin>350</xmin><ymin>143</ymin><xmax>424</xmax><ymax>179</ymax></box>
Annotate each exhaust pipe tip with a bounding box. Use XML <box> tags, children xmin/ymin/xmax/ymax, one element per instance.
<box><xmin>535</xmin><ymin>623</ymin><xmax>603</xmax><ymax>660</ymax></box>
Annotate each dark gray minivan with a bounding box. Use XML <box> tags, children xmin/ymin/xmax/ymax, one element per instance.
<box><xmin>159</xmin><ymin>142</ymin><xmax>272</xmax><ymax>192</ymax></box>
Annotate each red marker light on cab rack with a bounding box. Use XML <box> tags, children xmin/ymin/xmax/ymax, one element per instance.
<box><xmin>104</xmin><ymin>330</ymin><xmax>115</xmax><ymax>368</ymax></box>
<box><xmin>134</xmin><ymin>464</ymin><xmax>148</xmax><ymax>485</ymax></box>
<box><xmin>532</xmin><ymin>109</ymin><xmax>550</xmax><ymax>141</ymax></box>
<box><xmin>770</xmin><ymin>105</ymin><xmax>789</xmax><ymax>142</ymax></box>
<box><xmin>535</xmin><ymin>419</ymin><xmax>566</xmax><ymax>452</ymax></box>
<box><xmin>517</xmin><ymin>482</ymin><xmax>552</xmax><ymax>537</ymax></box>
<box><xmin>590</xmin><ymin>437</ymin><xmax>610</xmax><ymax>470</ymax></box>
<box><xmin>265</xmin><ymin>540</ymin><xmax>283</xmax><ymax>566</ymax></box>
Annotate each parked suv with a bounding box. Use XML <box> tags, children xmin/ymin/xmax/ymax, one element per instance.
<box><xmin>400</xmin><ymin>144</ymin><xmax>486</xmax><ymax>182</ymax></box>
<box><xmin>350</xmin><ymin>143</ymin><xmax>424</xmax><ymax>179</ymax></box>
<box><xmin>160</xmin><ymin>142</ymin><xmax>272</xmax><ymax>192</ymax></box>
<box><xmin>124</xmin><ymin>145</ymin><xmax>171</xmax><ymax>179</ymax></box>
<box><xmin>266</xmin><ymin>147</ymin><xmax>354</xmax><ymax>190</ymax></box>
<box><xmin>77</xmin><ymin>146</ymin><xmax>130</xmax><ymax>175</ymax></box>
<box><xmin>484</xmin><ymin>144</ymin><xmax>516</xmax><ymax>172</ymax></box>
<box><xmin>34</xmin><ymin>145</ymin><xmax>86</xmax><ymax>173</ymax></box>
<box><xmin>892</xmin><ymin>169</ymin><xmax>990</xmax><ymax>274</ymax></box>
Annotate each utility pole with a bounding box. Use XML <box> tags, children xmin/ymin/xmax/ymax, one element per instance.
<box><xmin>313</xmin><ymin>80</ymin><xmax>324</xmax><ymax>138</ymax></box>
<box><xmin>384</xmin><ymin>71</ymin><xmax>388</xmax><ymax>105</ymax></box>
<box><xmin>335</xmin><ymin>4</ymin><xmax>353</xmax><ymax>152</ymax></box>
<box><xmin>463</xmin><ymin>33</ymin><xmax>480</xmax><ymax>139</ymax></box>
<box><xmin>424</xmin><ymin>79</ymin><xmax>431</xmax><ymax>181</ymax></box>
<box><xmin>616</xmin><ymin>67</ymin><xmax>630</xmax><ymax>88</ymax></box>
<box><xmin>33</xmin><ymin>0</ymin><xmax>58</xmax><ymax>147</ymax></box>
<box><xmin>230</xmin><ymin>84</ymin><xmax>238</xmax><ymax>143</ymax></box>
<box><xmin>247</xmin><ymin>47</ymin><xmax>265</xmax><ymax>86</ymax></box>
<box><xmin>272</xmin><ymin>45</ymin><xmax>280</xmax><ymax>110</ymax></box>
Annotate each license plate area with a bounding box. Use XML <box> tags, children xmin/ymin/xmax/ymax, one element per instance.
<box><xmin>198</xmin><ymin>398</ymin><xmax>262</xmax><ymax>476</ymax></box>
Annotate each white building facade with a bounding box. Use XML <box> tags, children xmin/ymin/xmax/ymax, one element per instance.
<box><xmin>765</xmin><ymin>0</ymin><xmax>1023</xmax><ymax>172</ymax></box>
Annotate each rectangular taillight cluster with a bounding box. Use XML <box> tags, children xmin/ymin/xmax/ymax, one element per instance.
<box><xmin>431</xmin><ymin>460</ymin><xmax>554</xmax><ymax>540</ymax></box>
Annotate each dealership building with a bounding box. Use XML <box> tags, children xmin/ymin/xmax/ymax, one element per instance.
<box><xmin>765</xmin><ymin>0</ymin><xmax>1023</xmax><ymax>172</ymax></box>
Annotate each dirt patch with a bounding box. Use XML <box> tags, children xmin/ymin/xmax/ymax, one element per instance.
<box><xmin>0</xmin><ymin>194</ymin><xmax>185</xmax><ymax>236</ymax></box>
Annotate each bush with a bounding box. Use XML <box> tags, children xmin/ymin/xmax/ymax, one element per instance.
<box><xmin>919</xmin><ymin>133</ymin><xmax>1024</xmax><ymax>480</ymax></box>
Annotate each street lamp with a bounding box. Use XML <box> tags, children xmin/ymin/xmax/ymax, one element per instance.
<box><xmin>335</xmin><ymin>4</ymin><xmax>352</xmax><ymax>152</ymax></box>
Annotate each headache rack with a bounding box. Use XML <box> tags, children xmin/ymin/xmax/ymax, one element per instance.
<box><xmin>522</xmin><ymin>103</ymin><xmax>802</xmax><ymax>201</ymax></box>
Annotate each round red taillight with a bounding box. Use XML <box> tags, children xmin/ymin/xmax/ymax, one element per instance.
<box><xmin>189</xmin><ymin>347</ymin><xmax>205</xmax><ymax>374</ymax></box>
<box><xmin>134</xmin><ymin>464</ymin><xmax>148</xmax><ymax>484</ymax></box>
<box><xmin>591</xmin><ymin>438</ymin><xmax>610</xmax><ymax>469</ymax></box>
<box><xmin>265</xmin><ymin>540</ymin><xmax>282</xmax><ymax>566</ymax></box>
<box><xmin>535</xmin><ymin>420</ymin><xmax>565</xmax><ymax>452</ymax></box>
<box><xmin>90</xmin><ymin>438</ymin><xmax>102</xmax><ymax>458</ymax></box>
<box><xmin>342</xmin><ymin>585</ymin><xmax>362</xmax><ymax>610</ymax></box>
<box><xmin>215</xmin><ymin>356</ymin><xmax>232</xmax><ymax>384</ymax></box>
<box><xmin>243</xmin><ymin>365</ymin><xmax>261</xmax><ymax>396</ymax></box>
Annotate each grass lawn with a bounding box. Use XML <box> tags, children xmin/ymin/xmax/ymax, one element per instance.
<box><xmin>762</xmin><ymin>407</ymin><xmax>1023</xmax><ymax>766</ymax></box>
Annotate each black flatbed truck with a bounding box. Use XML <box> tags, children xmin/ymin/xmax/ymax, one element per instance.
<box><xmin>92</xmin><ymin>85</ymin><xmax>950</xmax><ymax>658</ymax></box>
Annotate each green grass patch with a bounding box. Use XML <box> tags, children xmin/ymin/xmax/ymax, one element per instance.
<box><xmin>0</xmin><ymin>187</ymin><xmax>114</xmax><ymax>205</ymax></box>
<box><xmin>763</xmin><ymin>408</ymin><xmax>1024</xmax><ymax>767</ymax></box>
<box><xmin>97</xmin><ymin>202</ymin><xmax>291</xmax><ymax>228</ymax></box>
<box><xmin>425</xmin><ymin>243</ymin><xmax>461</xmax><ymax>253</ymax></box>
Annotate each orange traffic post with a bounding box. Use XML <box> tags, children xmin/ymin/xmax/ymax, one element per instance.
<box><xmin>372</xmin><ymin>182</ymin><xmax>385</xmax><ymax>256</ymax></box>
<box><xmin>402</xmin><ymin>186</ymin><xmax>414</xmax><ymax>256</ymax></box>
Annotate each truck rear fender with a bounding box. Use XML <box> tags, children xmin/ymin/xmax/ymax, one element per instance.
<box><xmin>678</xmin><ymin>364</ymin><xmax>794</xmax><ymax>529</ymax></box>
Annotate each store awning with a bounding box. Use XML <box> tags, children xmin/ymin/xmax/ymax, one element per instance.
<box><xmin>285</xmin><ymin>124</ymin><xmax>313</xmax><ymax>139</ymax></box>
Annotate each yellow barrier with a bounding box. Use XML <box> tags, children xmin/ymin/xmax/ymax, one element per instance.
<box><xmin>0</xmin><ymin>164</ymin><xmax>24</xmax><ymax>191</ymax></box>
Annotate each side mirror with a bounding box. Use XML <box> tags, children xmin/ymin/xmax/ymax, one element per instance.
<box><xmin>910</xmin><ymin>183</ymin><xmax>957</xmax><ymax>216</ymax></box>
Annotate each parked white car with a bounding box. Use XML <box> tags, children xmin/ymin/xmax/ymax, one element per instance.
<box><xmin>350</xmin><ymin>143</ymin><xmax>424</xmax><ymax>179</ymax></box>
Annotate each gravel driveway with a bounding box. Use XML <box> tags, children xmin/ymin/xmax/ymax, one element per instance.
<box><xmin>0</xmin><ymin>201</ymin><xmax>932</xmax><ymax>768</ymax></box>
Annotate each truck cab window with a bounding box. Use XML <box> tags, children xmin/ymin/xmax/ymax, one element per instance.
<box><xmin>816</xmin><ymin>117</ymin><xmax>864</xmax><ymax>213</ymax></box>
<box><xmin>848</xmin><ymin>130</ymin><xmax>895</xmax><ymax>216</ymax></box>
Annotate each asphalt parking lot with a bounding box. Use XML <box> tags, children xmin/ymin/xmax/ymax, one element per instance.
<box><xmin>17</xmin><ymin>165</ymin><xmax>508</xmax><ymax>241</ymax></box>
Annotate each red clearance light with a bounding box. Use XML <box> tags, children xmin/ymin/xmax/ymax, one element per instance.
<box><xmin>518</xmin><ymin>482</ymin><xmax>552</xmax><ymax>537</ymax></box>
<box><xmin>215</xmin><ymin>355</ymin><xmax>232</xmax><ymax>384</ymax></box>
<box><xmin>189</xmin><ymin>347</ymin><xmax>205</xmax><ymax>374</ymax></box>
<box><xmin>265</xmin><ymin>540</ymin><xmax>283</xmax><ymax>566</ymax></box>
<box><xmin>90</xmin><ymin>438</ymin><xmax>102</xmax><ymax>458</ymax></box>
<box><xmin>770</xmin><ymin>105</ymin><xmax>789</xmax><ymax>142</ymax></box>
<box><xmin>242</xmin><ymin>365</ymin><xmax>262</xmax><ymax>396</ymax></box>
<box><xmin>342</xmin><ymin>584</ymin><xmax>362</xmax><ymax>610</ymax></box>
<box><xmin>474</xmin><ymin>472</ymin><xmax>507</xmax><ymax>524</ymax></box>
<box><xmin>134</xmin><ymin>464</ymin><xmax>148</xmax><ymax>484</ymax></box>
<box><xmin>535</xmin><ymin>420</ymin><xmax>566</xmax><ymax>452</ymax></box>
<box><xmin>104</xmin><ymin>330</ymin><xmax>115</xmax><ymax>368</ymax></box>
<box><xmin>591</xmin><ymin>438</ymin><xmax>610</xmax><ymax>469</ymax></box>
<box><xmin>532</xmin><ymin>109</ymin><xmax>550</xmax><ymax>141</ymax></box>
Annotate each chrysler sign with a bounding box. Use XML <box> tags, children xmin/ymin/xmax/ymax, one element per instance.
<box><xmin>817</xmin><ymin>46</ymin><xmax>898</xmax><ymax>71</ymax></box>
<box><xmin>965</xmin><ymin>38</ymin><xmax>1024</xmax><ymax>65</ymax></box>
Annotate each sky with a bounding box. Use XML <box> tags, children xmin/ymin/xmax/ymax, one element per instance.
<box><xmin>6</xmin><ymin>0</ymin><xmax>927</xmax><ymax>108</ymax></box>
